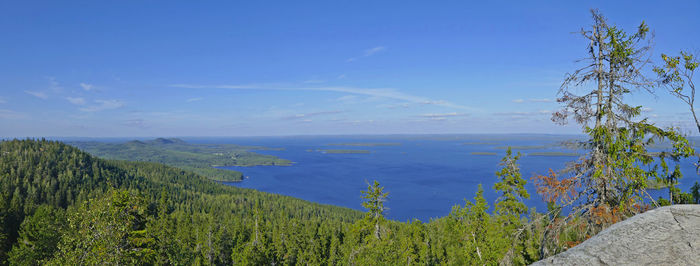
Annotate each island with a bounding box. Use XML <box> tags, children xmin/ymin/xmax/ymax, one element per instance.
<box><xmin>327</xmin><ymin>143</ymin><xmax>401</xmax><ymax>147</ymax></box>
<box><xmin>496</xmin><ymin>145</ymin><xmax>548</xmax><ymax>150</ymax></box>
<box><xmin>318</xmin><ymin>149</ymin><xmax>372</xmax><ymax>154</ymax></box>
<box><xmin>68</xmin><ymin>138</ymin><xmax>292</xmax><ymax>182</ymax></box>
<box><xmin>462</xmin><ymin>142</ymin><xmax>500</xmax><ymax>145</ymax></box>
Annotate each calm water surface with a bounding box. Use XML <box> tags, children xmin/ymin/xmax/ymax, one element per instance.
<box><xmin>187</xmin><ymin>135</ymin><xmax>699</xmax><ymax>222</ymax></box>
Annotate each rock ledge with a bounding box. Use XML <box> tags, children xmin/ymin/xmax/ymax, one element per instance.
<box><xmin>533</xmin><ymin>205</ymin><xmax>700</xmax><ymax>265</ymax></box>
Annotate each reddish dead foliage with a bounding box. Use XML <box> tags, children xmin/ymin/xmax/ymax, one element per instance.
<box><xmin>531</xmin><ymin>169</ymin><xmax>581</xmax><ymax>205</ymax></box>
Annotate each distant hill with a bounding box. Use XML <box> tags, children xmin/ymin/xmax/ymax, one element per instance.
<box><xmin>148</xmin><ymin>137</ymin><xmax>187</xmax><ymax>145</ymax></box>
<box><xmin>68</xmin><ymin>138</ymin><xmax>292</xmax><ymax>181</ymax></box>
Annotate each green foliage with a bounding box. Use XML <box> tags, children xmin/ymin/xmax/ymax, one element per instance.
<box><xmin>8</xmin><ymin>205</ymin><xmax>65</xmax><ymax>265</ymax></box>
<box><xmin>553</xmin><ymin>9</ymin><xmax>695</xmax><ymax>211</ymax></box>
<box><xmin>692</xmin><ymin>182</ymin><xmax>700</xmax><ymax>204</ymax></box>
<box><xmin>654</xmin><ymin>51</ymin><xmax>698</xmax><ymax>95</ymax></box>
<box><xmin>0</xmin><ymin>139</ymin><xmax>551</xmax><ymax>264</ymax></box>
<box><xmin>48</xmin><ymin>190</ymin><xmax>156</xmax><ymax>265</ymax></box>
<box><xmin>0</xmin><ymin>139</ymin><xmax>361</xmax><ymax>265</ymax></box>
<box><xmin>494</xmin><ymin>147</ymin><xmax>530</xmax><ymax>220</ymax></box>
<box><xmin>437</xmin><ymin>185</ymin><xmax>510</xmax><ymax>264</ymax></box>
<box><xmin>0</xmin><ymin>137</ymin><xmax>692</xmax><ymax>265</ymax></box>
<box><xmin>540</xmin><ymin>10</ymin><xmax>698</xmax><ymax>258</ymax></box>
<box><xmin>360</xmin><ymin>180</ymin><xmax>388</xmax><ymax>240</ymax></box>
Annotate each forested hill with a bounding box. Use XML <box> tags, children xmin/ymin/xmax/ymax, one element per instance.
<box><xmin>68</xmin><ymin>137</ymin><xmax>292</xmax><ymax>182</ymax></box>
<box><xmin>10</xmin><ymin>139</ymin><xmax>694</xmax><ymax>265</ymax></box>
<box><xmin>0</xmin><ymin>139</ymin><xmax>362</xmax><ymax>264</ymax></box>
<box><xmin>0</xmin><ymin>139</ymin><xmax>553</xmax><ymax>265</ymax></box>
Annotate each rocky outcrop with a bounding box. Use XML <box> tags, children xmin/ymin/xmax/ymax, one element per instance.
<box><xmin>533</xmin><ymin>205</ymin><xmax>700</xmax><ymax>265</ymax></box>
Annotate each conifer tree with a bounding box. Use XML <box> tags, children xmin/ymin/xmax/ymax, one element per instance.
<box><xmin>539</xmin><ymin>9</ymin><xmax>695</xmax><ymax>256</ymax></box>
<box><xmin>494</xmin><ymin>147</ymin><xmax>530</xmax><ymax>221</ymax></box>
<box><xmin>360</xmin><ymin>180</ymin><xmax>388</xmax><ymax>240</ymax></box>
<box><xmin>548</xmin><ymin>9</ymin><xmax>693</xmax><ymax>214</ymax></box>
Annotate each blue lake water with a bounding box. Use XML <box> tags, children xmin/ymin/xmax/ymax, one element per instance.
<box><xmin>187</xmin><ymin>135</ymin><xmax>700</xmax><ymax>222</ymax></box>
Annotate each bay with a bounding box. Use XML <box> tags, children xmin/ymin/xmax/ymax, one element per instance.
<box><xmin>185</xmin><ymin>135</ymin><xmax>700</xmax><ymax>222</ymax></box>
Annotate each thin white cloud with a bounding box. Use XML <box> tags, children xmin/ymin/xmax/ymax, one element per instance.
<box><xmin>337</xmin><ymin>74</ymin><xmax>347</xmax><ymax>79</ymax></box>
<box><xmin>186</xmin><ymin>97</ymin><xmax>203</xmax><ymax>102</ymax></box>
<box><xmin>363</xmin><ymin>46</ymin><xmax>385</xmax><ymax>56</ymax></box>
<box><xmin>80</xmin><ymin>99</ymin><xmax>124</xmax><ymax>112</ymax></box>
<box><xmin>0</xmin><ymin>109</ymin><xmax>27</xmax><ymax>119</ymax></box>
<box><xmin>495</xmin><ymin>110</ymin><xmax>551</xmax><ymax>116</ymax></box>
<box><xmin>336</xmin><ymin>95</ymin><xmax>358</xmax><ymax>102</ymax></box>
<box><xmin>171</xmin><ymin>84</ymin><xmax>256</xmax><ymax>89</ymax></box>
<box><xmin>282</xmin><ymin>110</ymin><xmax>343</xmax><ymax>120</ymax></box>
<box><xmin>123</xmin><ymin>118</ymin><xmax>148</xmax><ymax>129</ymax></box>
<box><xmin>418</xmin><ymin>112</ymin><xmax>469</xmax><ymax>121</ymax></box>
<box><xmin>47</xmin><ymin>77</ymin><xmax>63</xmax><ymax>92</ymax></box>
<box><xmin>25</xmin><ymin>90</ymin><xmax>48</xmax><ymax>99</ymax></box>
<box><xmin>347</xmin><ymin>46</ymin><xmax>386</xmax><ymax>62</ymax></box>
<box><xmin>80</xmin><ymin>83</ymin><xmax>94</xmax><ymax>91</ymax></box>
<box><xmin>170</xmin><ymin>84</ymin><xmax>476</xmax><ymax>111</ymax></box>
<box><xmin>513</xmin><ymin>98</ymin><xmax>552</xmax><ymax>103</ymax></box>
<box><xmin>419</xmin><ymin>112</ymin><xmax>468</xmax><ymax>118</ymax></box>
<box><xmin>0</xmin><ymin>97</ymin><xmax>6</xmax><ymax>104</ymax></box>
<box><xmin>380</xmin><ymin>103</ymin><xmax>412</xmax><ymax>109</ymax></box>
<box><xmin>66</xmin><ymin>97</ymin><xmax>86</xmax><ymax>105</ymax></box>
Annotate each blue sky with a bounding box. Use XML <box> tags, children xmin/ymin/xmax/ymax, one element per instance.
<box><xmin>1</xmin><ymin>1</ymin><xmax>699</xmax><ymax>137</ymax></box>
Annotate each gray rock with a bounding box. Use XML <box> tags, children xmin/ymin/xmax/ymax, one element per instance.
<box><xmin>532</xmin><ymin>205</ymin><xmax>700</xmax><ymax>266</ymax></box>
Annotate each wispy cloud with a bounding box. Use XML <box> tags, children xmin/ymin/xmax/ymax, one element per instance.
<box><xmin>416</xmin><ymin>112</ymin><xmax>469</xmax><ymax>121</ymax></box>
<box><xmin>381</xmin><ymin>103</ymin><xmax>412</xmax><ymax>109</ymax></box>
<box><xmin>47</xmin><ymin>77</ymin><xmax>63</xmax><ymax>92</ymax></box>
<box><xmin>347</xmin><ymin>46</ymin><xmax>386</xmax><ymax>62</ymax></box>
<box><xmin>363</xmin><ymin>46</ymin><xmax>385</xmax><ymax>56</ymax></box>
<box><xmin>512</xmin><ymin>98</ymin><xmax>553</xmax><ymax>103</ymax></box>
<box><xmin>186</xmin><ymin>97</ymin><xmax>203</xmax><ymax>102</ymax></box>
<box><xmin>172</xmin><ymin>84</ymin><xmax>257</xmax><ymax>89</ymax></box>
<box><xmin>337</xmin><ymin>74</ymin><xmax>346</xmax><ymax>79</ymax></box>
<box><xmin>66</xmin><ymin>97</ymin><xmax>86</xmax><ymax>105</ymax></box>
<box><xmin>80</xmin><ymin>83</ymin><xmax>94</xmax><ymax>91</ymax></box>
<box><xmin>419</xmin><ymin>112</ymin><xmax>469</xmax><ymax>118</ymax></box>
<box><xmin>123</xmin><ymin>118</ymin><xmax>148</xmax><ymax>129</ymax></box>
<box><xmin>171</xmin><ymin>84</ymin><xmax>475</xmax><ymax>110</ymax></box>
<box><xmin>80</xmin><ymin>99</ymin><xmax>124</xmax><ymax>112</ymax></box>
<box><xmin>25</xmin><ymin>90</ymin><xmax>48</xmax><ymax>99</ymax></box>
<box><xmin>495</xmin><ymin>110</ymin><xmax>551</xmax><ymax>117</ymax></box>
<box><xmin>0</xmin><ymin>109</ymin><xmax>27</xmax><ymax>119</ymax></box>
<box><xmin>0</xmin><ymin>97</ymin><xmax>6</xmax><ymax>104</ymax></box>
<box><xmin>281</xmin><ymin>110</ymin><xmax>343</xmax><ymax>120</ymax></box>
<box><xmin>336</xmin><ymin>95</ymin><xmax>358</xmax><ymax>102</ymax></box>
